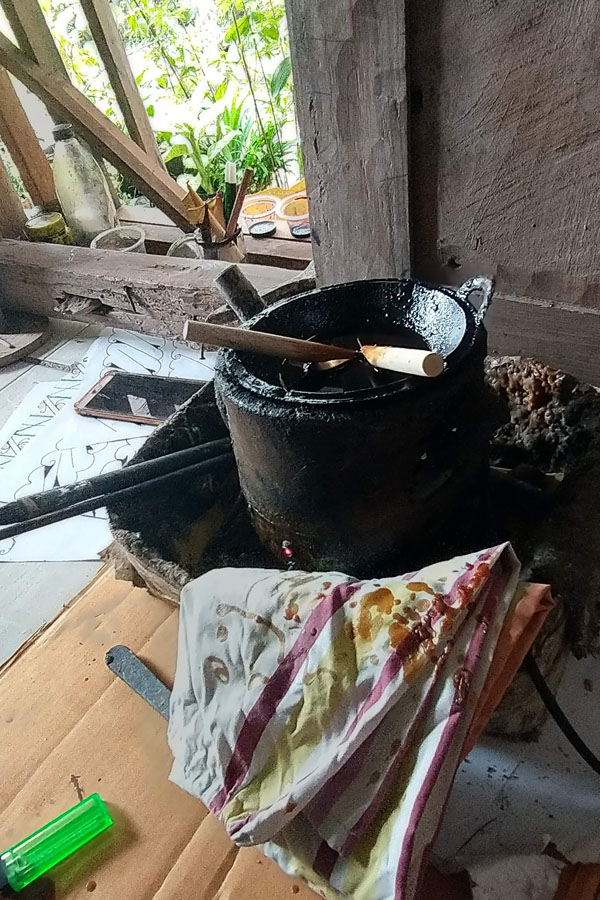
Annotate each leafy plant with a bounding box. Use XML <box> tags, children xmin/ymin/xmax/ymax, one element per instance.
<box><xmin>163</xmin><ymin>92</ymin><xmax>293</xmax><ymax>196</ymax></box>
<box><xmin>116</xmin><ymin>0</ymin><xmax>205</xmax><ymax>101</ymax></box>
<box><xmin>37</xmin><ymin>0</ymin><xmax>299</xmax><ymax>200</ymax></box>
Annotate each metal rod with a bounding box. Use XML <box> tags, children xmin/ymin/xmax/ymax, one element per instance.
<box><xmin>0</xmin><ymin>437</ymin><xmax>232</xmax><ymax>526</ymax></box>
<box><xmin>0</xmin><ymin>453</ymin><xmax>234</xmax><ymax>541</ymax></box>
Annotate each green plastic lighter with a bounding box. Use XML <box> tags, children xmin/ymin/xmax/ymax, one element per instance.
<box><xmin>0</xmin><ymin>793</ymin><xmax>113</xmax><ymax>893</ymax></box>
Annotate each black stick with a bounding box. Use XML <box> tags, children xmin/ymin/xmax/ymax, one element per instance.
<box><xmin>0</xmin><ymin>453</ymin><xmax>234</xmax><ymax>541</ymax></box>
<box><xmin>0</xmin><ymin>437</ymin><xmax>232</xmax><ymax>526</ymax></box>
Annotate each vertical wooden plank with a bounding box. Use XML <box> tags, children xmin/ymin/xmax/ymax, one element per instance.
<box><xmin>0</xmin><ymin>68</ymin><xmax>57</xmax><ymax>208</ymax></box>
<box><xmin>0</xmin><ymin>0</ymin><xmax>67</xmax><ymax>75</ymax></box>
<box><xmin>78</xmin><ymin>0</ymin><xmax>165</xmax><ymax>167</ymax></box>
<box><xmin>407</xmin><ymin>0</ymin><xmax>600</xmax><ymax>303</ymax></box>
<box><xmin>284</xmin><ymin>0</ymin><xmax>411</xmax><ymax>285</ymax></box>
<box><xmin>0</xmin><ymin>154</ymin><xmax>26</xmax><ymax>238</ymax></box>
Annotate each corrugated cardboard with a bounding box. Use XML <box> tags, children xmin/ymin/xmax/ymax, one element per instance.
<box><xmin>0</xmin><ymin>568</ymin><xmax>319</xmax><ymax>900</ymax></box>
<box><xmin>0</xmin><ymin>567</ymin><xmax>554</xmax><ymax>900</ymax></box>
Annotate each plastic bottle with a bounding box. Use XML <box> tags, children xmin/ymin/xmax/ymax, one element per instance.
<box><xmin>52</xmin><ymin>123</ymin><xmax>116</xmax><ymax>246</ymax></box>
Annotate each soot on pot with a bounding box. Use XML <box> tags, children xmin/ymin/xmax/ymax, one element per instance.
<box><xmin>214</xmin><ymin>277</ymin><xmax>495</xmax><ymax>574</ymax></box>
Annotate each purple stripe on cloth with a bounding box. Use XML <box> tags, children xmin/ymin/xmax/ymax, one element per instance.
<box><xmin>313</xmin><ymin>840</ymin><xmax>339</xmax><ymax>880</ymax></box>
<box><xmin>306</xmin><ymin>550</ymin><xmax>499</xmax><ymax>836</ymax></box>
<box><xmin>210</xmin><ymin>580</ymin><xmax>361</xmax><ymax>814</ymax></box>
<box><xmin>394</xmin><ymin>564</ymin><xmax>506</xmax><ymax>899</ymax></box>
<box><xmin>338</xmin><ymin>632</ymin><xmax>454</xmax><ymax>856</ymax></box>
<box><xmin>340</xmin><ymin>551</ymin><xmax>494</xmax><ymax>748</ymax></box>
<box><xmin>305</xmin><ymin>728</ymin><xmax>377</xmax><ymax>830</ymax></box>
<box><xmin>339</xmin><ymin>556</ymin><xmax>497</xmax><ymax>856</ymax></box>
<box><xmin>342</xmin><ymin>629</ymin><xmax>425</xmax><ymax>746</ymax></box>
<box><xmin>227</xmin><ymin>813</ymin><xmax>252</xmax><ymax>838</ymax></box>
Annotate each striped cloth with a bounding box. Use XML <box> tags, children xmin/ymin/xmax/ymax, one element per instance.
<box><xmin>169</xmin><ymin>543</ymin><xmax>521</xmax><ymax>900</ymax></box>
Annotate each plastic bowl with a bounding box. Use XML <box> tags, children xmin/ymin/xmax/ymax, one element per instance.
<box><xmin>241</xmin><ymin>195</ymin><xmax>279</xmax><ymax>228</ymax></box>
<box><xmin>278</xmin><ymin>192</ymin><xmax>309</xmax><ymax>234</ymax></box>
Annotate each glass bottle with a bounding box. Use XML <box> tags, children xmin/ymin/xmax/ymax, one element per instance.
<box><xmin>52</xmin><ymin>123</ymin><xmax>116</xmax><ymax>246</ymax></box>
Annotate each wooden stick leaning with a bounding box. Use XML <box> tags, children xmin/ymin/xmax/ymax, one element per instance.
<box><xmin>225</xmin><ymin>167</ymin><xmax>254</xmax><ymax>239</ymax></box>
<box><xmin>183</xmin><ymin>319</ymin><xmax>357</xmax><ymax>363</ymax></box>
<box><xmin>214</xmin><ymin>265</ymin><xmax>266</xmax><ymax>321</ymax></box>
<box><xmin>183</xmin><ymin>319</ymin><xmax>445</xmax><ymax>376</ymax></box>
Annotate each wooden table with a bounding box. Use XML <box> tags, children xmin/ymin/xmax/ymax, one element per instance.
<box><xmin>118</xmin><ymin>205</ymin><xmax>313</xmax><ymax>271</ymax></box>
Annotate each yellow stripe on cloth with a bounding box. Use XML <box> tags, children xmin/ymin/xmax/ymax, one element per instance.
<box><xmin>223</xmin><ymin>626</ymin><xmax>361</xmax><ymax>826</ymax></box>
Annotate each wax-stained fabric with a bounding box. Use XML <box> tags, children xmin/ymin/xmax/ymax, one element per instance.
<box><xmin>169</xmin><ymin>544</ymin><xmax>524</xmax><ymax>900</ymax></box>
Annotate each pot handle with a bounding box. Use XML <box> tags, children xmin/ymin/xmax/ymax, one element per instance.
<box><xmin>456</xmin><ymin>276</ymin><xmax>495</xmax><ymax>327</ymax></box>
<box><xmin>214</xmin><ymin>265</ymin><xmax>267</xmax><ymax>322</ymax></box>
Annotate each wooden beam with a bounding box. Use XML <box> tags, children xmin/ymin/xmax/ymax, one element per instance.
<box><xmin>413</xmin><ymin>244</ymin><xmax>600</xmax><ymax>317</ymax></box>
<box><xmin>0</xmin><ymin>68</ymin><xmax>57</xmax><ymax>208</ymax></box>
<box><xmin>284</xmin><ymin>0</ymin><xmax>411</xmax><ymax>285</ymax></box>
<box><xmin>0</xmin><ymin>240</ymin><xmax>294</xmax><ymax>334</ymax></box>
<box><xmin>0</xmin><ymin>157</ymin><xmax>26</xmax><ymax>238</ymax></box>
<box><xmin>78</xmin><ymin>0</ymin><xmax>164</xmax><ymax>167</ymax></box>
<box><xmin>0</xmin><ymin>33</ymin><xmax>191</xmax><ymax>230</ymax></box>
<box><xmin>487</xmin><ymin>295</ymin><xmax>600</xmax><ymax>387</ymax></box>
<box><xmin>0</xmin><ymin>0</ymin><xmax>121</xmax><ymax>209</ymax></box>
<box><xmin>0</xmin><ymin>0</ymin><xmax>67</xmax><ymax>74</ymax></box>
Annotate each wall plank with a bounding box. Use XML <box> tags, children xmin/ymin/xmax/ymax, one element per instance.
<box><xmin>409</xmin><ymin>0</ymin><xmax>600</xmax><ymax>303</ymax></box>
<box><xmin>285</xmin><ymin>0</ymin><xmax>410</xmax><ymax>285</ymax></box>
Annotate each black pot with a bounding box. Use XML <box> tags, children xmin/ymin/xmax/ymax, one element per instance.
<box><xmin>215</xmin><ymin>276</ymin><xmax>495</xmax><ymax>575</ymax></box>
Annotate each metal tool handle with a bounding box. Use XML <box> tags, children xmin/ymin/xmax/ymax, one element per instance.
<box><xmin>105</xmin><ymin>645</ymin><xmax>171</xmax><ymax>720</ymax></box>
<box><xmin>456</xmin><ymin>276</ymin><xmax>495</xmax><ymax>327</ymax></box>
<box><xmin>214</xmin><ymin>265</ymin><xmax>266</xmax><ymax>322</ymax></box>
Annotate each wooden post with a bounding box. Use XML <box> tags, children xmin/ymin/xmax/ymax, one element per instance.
<box><xmin>0</xmin><ymin>155</ymin><xmax>26</xmax><ymax>238</ymax></box>
<box><xmin>0</xmin><ymin>68</ymin><xmax>57</xmax><ymax>209</ymax></box>
<box><xmin>78</xmin><ymin>0</ymin><xmax>165</xmax><ymax>167</ymax></box>
<box><xmin>285</xmin><ymin>0</ymin><xmax>411</xmax><ymax>285</ymax></box>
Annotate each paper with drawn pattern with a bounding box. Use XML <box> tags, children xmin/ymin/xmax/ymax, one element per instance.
<box><xmin>0</xmin><ymin>327</ymin><xmax>216</xmax><ymax>562</ymax></box>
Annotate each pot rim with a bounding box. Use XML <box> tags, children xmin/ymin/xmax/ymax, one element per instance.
<box><xmin>215</xmin><ymin>277</ymin><xmax>489</xmax><ymax>407</ymax></box>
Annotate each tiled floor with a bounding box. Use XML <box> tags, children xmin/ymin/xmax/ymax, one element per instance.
<box><xmin>0</xmin><ymin>319</ymin><xmax>103</xmax><ymax>664</ymax></box>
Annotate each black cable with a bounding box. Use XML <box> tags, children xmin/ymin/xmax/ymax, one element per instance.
<box><xmin>0</xmin><ymin>437</ymin><xmax>232</xmax><ymax>526</ymax></box>
<box><xmin>523</xmin><ymin>651</ymin><xmax>600</xmax><ymax>776</ymax></box>
<box><xmin>0</xmin><ymin>453</ymin><xmax>234</xmax><ymax>542</ymax></box>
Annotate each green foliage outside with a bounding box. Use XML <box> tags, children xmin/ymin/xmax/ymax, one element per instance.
<box><xmin>38</xmin><ymin>0</ymin><xmax>298</xmax><ymax>201</ymax></box>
